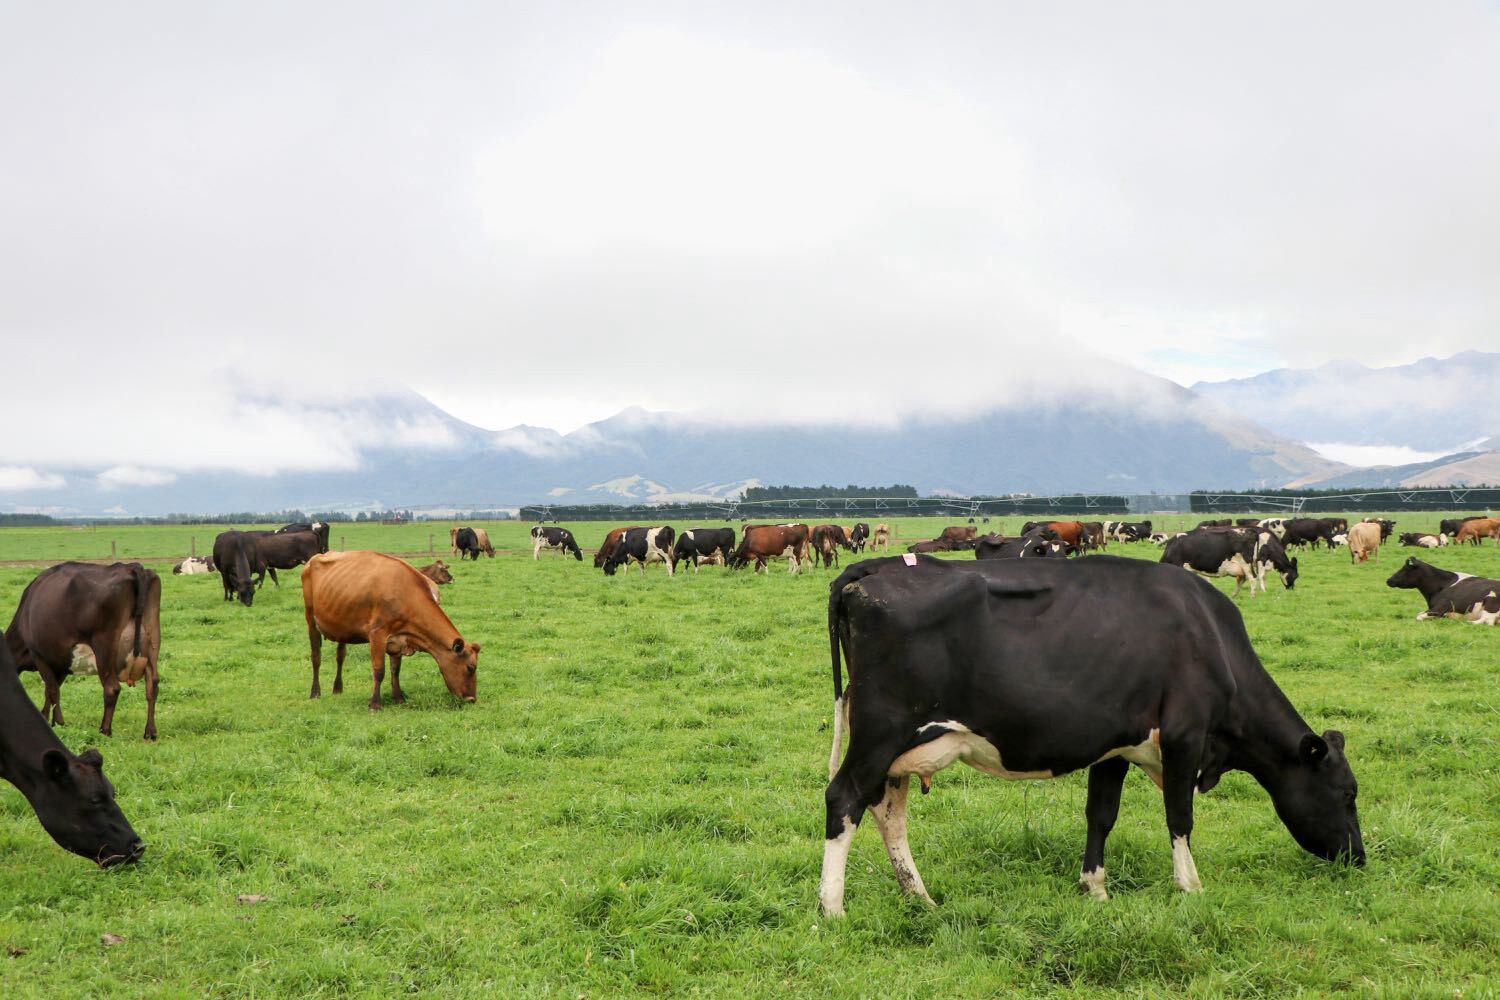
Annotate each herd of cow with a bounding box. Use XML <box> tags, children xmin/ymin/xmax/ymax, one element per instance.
<box><xmin>1</xmin><ymin>511</ymin><xmax>1497</xmax><ymax>914</ymax></box>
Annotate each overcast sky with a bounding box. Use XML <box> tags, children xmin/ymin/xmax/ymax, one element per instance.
<box><xmin>3</xmin><ymin>2</ymin><xmax>1497</xmax><ymax>476</ymax></box>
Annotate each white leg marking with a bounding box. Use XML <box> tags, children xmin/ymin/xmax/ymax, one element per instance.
<box><xmin>1079</xmin><ymin>866</ymin><xmax>1109</xmax><ymax>901</ymax></box>
<box><xmin>867</xmin><ymin>777</ymin><xmax>934</xmax><ymax>904</ymax></box>
<box><xmin>1172</xmin><ymin>835</ymin><xmax>1202</xmax><ymax>893</ymax></box>
<box><xmin>819</xmin><ymin>817</ymin><xmax>857</xmax><ymax>916</ymax></box>
<box><xmin>828</xmin><ymin>696</ymin><xmax>845</xmax><ymax>781</ymax></box>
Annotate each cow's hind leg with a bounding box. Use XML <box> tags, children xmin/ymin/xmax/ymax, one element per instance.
<box><xmin>821</xmin><ymin>747</ymin><xmax>900</xmax><ymax>916</ymax></box>
<box><xmin>867</xmin><ymin>775</ymin><xmax>934</xmax><ymax>905</ymax></box>
<box><xmin>367</xmin><ymin>632</ymin><xmax>386</xmax><ymax>711</ymax></box>
<box><xmin>334</xmin><ymin>643</ymin><xmax>346</xmax><ymax>695</ymax></box>
<box><xmin>1079</xmin><ymin>756</ymin><xmax>1129</xmax><ymax>900</ymax></box>
<box><xmin>93</xmin><ymin>641</ymin><xmax>120</xmax><ymax>738</ymax></box>
<box><xmin>40</xmin><ymin>663</ymin><xmax>65</xmax><ymax>726</ymax></box>
<box><xmin>307</xmin><ymin>616</ymin><xmax>323</xmax><ymax>698</ymax></box>
<box><xmin>141</xmin><ymin>646</ymin><xmax>159</xmax><ymax>741</ymax></box>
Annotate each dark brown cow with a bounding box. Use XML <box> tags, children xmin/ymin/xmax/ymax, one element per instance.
<box><xmin>908</xmin><ymin>538</ymin><xmax>957</xmax><ymax>554</ymax></box>
<box><xmin>1082</xmin><ymin>521</ymin><xmax>1107</xmax><ymax>551</ymax></box>
<box><xmin>243</xmin><ymin>528</ymin><xmax>323</xmax><ymax>586</ymax></box>
<box><xmin>418</xmin><ymin>560</ymin><xmax>454</xmax><ymax>585</ymax></box>
<box><xmin>0</xmin><ymin>640</ymin><xmax>145</xmax><ymax>866</ymax></box>
<box><xmin>5</xmin><ymin>562</ymin><xmax>162</xmax><ymax>740</ymax></box>
<box><xmin>811</xmin><ymin>525</ymin><xmax>851</xmax><ymax>568</ymax></box>
<box><xmin>302</xmin><ymin>551</ymin><xmax>479</xmax><ymax>710</ymax></box>
<box><xmin>731</xmin><ymin>525</ymin><xmax>810</xmax><ymax>573</ymax></box>
<box><xmin>593</xmin><ymin>526</ymin><xmax>644</xmax><ymax>568</ymax></box>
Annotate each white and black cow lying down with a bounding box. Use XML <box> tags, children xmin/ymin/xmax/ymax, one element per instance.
<box><xmin>1398</xmin><ymin>532</ymin><xmax>1449</xmax><ymax>549</ymax></box>
<box><xmin>173</xmin><ymin>556</ymin><xmax>215</xmax><ymax>575</ymax></box>
<box><xmin>1386</xmin><ymin>557</ymin><xmax>1500</xmax><ymax>625</ymax></box>
<box><xmin>531</xmin><ymin>525</ymin><xmax>583</xmax><ymax>561</ymax></box>
<box><xmin>819</xmin><ymin>555</ymin><xmax>1363</xmax><ymax>915</ymax></box>
<box><xmin>602</xmin><ymin>526</ymin><xmax>676</xmax><ymax>576</ymax></box>
<box><xmin>672</xmin><ymin>528</ymin><xmax>736</xmax><ymax>572</ymax></box>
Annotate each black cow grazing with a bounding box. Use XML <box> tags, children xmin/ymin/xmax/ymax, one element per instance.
<box><xmin>0</xmin><ymin>641</ymin><xmax>145</xmax><ymax>866</ymax></box>
<box><xmin>1362</xmin><ymin>518</ymin><xmax>1396</xmax><ymax>541</ymax></box>
<box><xmin>242</xmin><ymin>529</ymin><xmax>322</xmax><ymax>586</ymax></box>
<box><xmin>1197</xmin><ymin>518</ymin><xmax>1232</xmax><ymax>529</ymax></box>
<box><xmin>278</xmin><ymin>521</ymin><xmax>330</xmax><ymax>553</ymax></box>
<box><xmin>453</xmin><ymin>527</ymin><xmax>482</xmax><ymax>561</ymax></box>
<box><xmin>1386</xmin><ymin>557</ymin><xmax>1500</xmax><ymax>625</ymax></box>
<box><xmin>5</xmin><ymin>562</ymin><xmax>162</xmax><ymax>740</ymax></box>
<box><xmin>1280</xmin><ymin>518</ymin><xmax>1338</xmax><ymax>550</ymax></box>
<box><xmin>1161</xmin><ymin>528</ymin><xmax>1260</xmax><ymax>597</ymax></box>
<box><xmin>1440</xmin><ymin>516</ymin><xmax>1486</xmax><ymax>541</ymax></box>
<box><xmin>818</xmin><ymin>555</ymin><xmax>1363</xmax><ymax>915</ymax></box>
<box><xmin>603</xmin><ymin>527</ymin><xmax>677</xmax><ymax>576</ymax></box>
<box><xmin>849</xmin><ymin>523</ymin><xmax>870</xmax><ymax>553</ymax></box>
<box><xmin>974</xmin><ymin>535</ymin><xmax>1065</xmax><ymax>560</ymax></box>
<box><xmin>212</xmin><ymin>530</ymin><xmax>259</xmax><ymax>606</ymax></box>
<box><xmin>531</xmin><ymin>525</ymin><xmax>583</xmax><ymax>561</ymax></box>
<box><xmin>673</xmin><ymin>528</ymin><xmax>735</xmax><ymax>571</ymax></box>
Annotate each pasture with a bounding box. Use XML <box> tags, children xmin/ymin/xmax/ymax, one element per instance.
<box><xmin>2</xmin><ymin>516</ymin><xmax>1498</xmax><ymax>997</ymax></box>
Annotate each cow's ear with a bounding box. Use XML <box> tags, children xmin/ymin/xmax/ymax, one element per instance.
<box><xmin>1298</xmin><ymin>732</ymin><xmax>1329</xmax><ymax>765</ymax></box>
<box><xmin>1322</xmin><ymin>729</ymin><xmax>1345</xmax><ymax>753</ymax></box>
<box><xmin>42</xmin><ymin>748</ymin><xmax>71</xmax><ymax>782</ymax></box>
<box><xmin>451</xmin><ymin>638</ymin><xmax>464</xmax><ymax>654</ymax></box>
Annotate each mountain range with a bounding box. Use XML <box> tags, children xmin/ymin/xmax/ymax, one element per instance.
<box><xmin>3</xmin><ymin>353</ymin><xmax>1497</xmax><ymax>515</ymax></box>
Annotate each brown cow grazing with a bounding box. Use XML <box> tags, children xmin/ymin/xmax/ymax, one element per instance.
<box><xmin>419</xmin><ymin>560</ymin><xmax>454</xmax><ymax>585</ymax></box>
<box><xmin>872</xmin><ymin>524</ymin><xmax>892</xmax><ymax>552</ymax></box>
<box><xmin>302</xmin><ymin>551</ymin><xmax>479</xmax><ymax>710</ymax></box>
<box><xmin>811</xmin><ymin>525</ymin><xmax>850</xmax><ymax>568</ymax></box>
<box><xmin>1033</xmin><ymin>521</ymin><xmax>1087</xmax><ymax>547</ymax></box>
<box><xmin>939</xmin><ymin>526</ymin><xmax>978</xmax><ymax>547</ymax></box>
<box><xmin>1456</xmin><ymin>518</ymin><xmax>1500</xmax><ymax>546</ymax></box>
<box><xmin>731</xmin><ymin>525</ymin><xmax>809</xmax><ymax>573</ymax></box>
<box><xmin>5</xmin><ymin>562</ymin><xmax>162</xmax><ymax>740</ymax></box>
<box><xmin>1348</xmin><ymin>521</ymin><xmax>1382</xmax><ymax>564</ymax></box>
<box><xmin>1082</xmin><ymin>522</ymin><xmax>1107</xmax><ymax>551</ymax></box>
<box><xmin>593</xmin><ymin>526</ymin><xmax>644</xmax><ymax>568</ymax></box>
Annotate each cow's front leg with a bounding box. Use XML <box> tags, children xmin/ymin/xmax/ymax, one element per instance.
<box><xmin>388</xmin><ymin>653</ymin><xmax>405</xmax><ymax>704</ymax></box>
<box><xmin>1160</xmin><ymin>733</ymin><xmax>1204</xmax><ymax>892</ymax></box>
<box><xmin>1080</xmin><ymin>756</ymin><xmax>1129</xmax><ymax>900</ymax></box>
<box><xmin>334</xmin><ymin>642</ymin><xmax>346</xmax><ymax>694</ymax></box>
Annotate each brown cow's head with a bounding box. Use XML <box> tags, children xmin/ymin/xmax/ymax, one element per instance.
<box><xmin>435</xmin><ymin>637</ymin><xmax>479</xmax><ymax>702</ymax></box>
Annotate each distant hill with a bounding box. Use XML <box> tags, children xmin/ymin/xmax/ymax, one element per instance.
<box><xmin>0</xmin><ymin>362</ymin><xmax>1347</xmax><ymax>515</ymax></box>
<box><xmin>1289</xmin><ymin>449</ymin><xmax>1500</xmax><ymax>490</ymax></box>
<box><xmin>1192</xmin><ymin>351</ymin><xmax>1500</xmax><ymax>454</ymax></box>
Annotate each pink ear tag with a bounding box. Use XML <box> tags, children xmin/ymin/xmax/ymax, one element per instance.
<box><xmin>902</xmin><ymin>553</ymin><xmax>917</xmax><ymax>566</ymax></box>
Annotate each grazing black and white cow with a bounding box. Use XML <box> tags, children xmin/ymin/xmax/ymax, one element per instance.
<box><xmin>849</xmin><ymin>523</ymin><xmax>870</xmax><ymax>553</ymax></box>
<box><xmin>1160</xmin><ymin>528</ymin><xmax>1260</xmax><ymax>597</ymax></box>
<box><xmin>453</xmin><ymin>527</ymin><xmax>482</xmax><ymax>562</ymax></box>
<box><xmin>819</xmin><ymin>556</ymin><xmax>1364</xmax><ymax>915</ymax></box>
<box><xmin>602</xmin><ymin>527</ymin><xmax>676</xmax><ymax>576</ymax></box>
<box><xmin>1399</xmin><ymin>532</ymin><xmax>1448</xmax><ymax>549</ymax></box>
<box><xmin>974</xmin><ymin>535</ymin><xmax>1066</xmax><ymax>560</ymax></box>
<box><xmin>1386</xmin><ymin>557</ymin><xmax>1500</xmax><ymax>625</ymax></box>
<box><xmin>1280</xmin><ymin>518</ymin><xmax>1338</xmax><ymax>550</ymax></box>
<box><xmin>1257</xmin><ymin>518</ymin><xmax>1288</xmax><ymax>540</ymax></box>
<box><xmin>531</xmin><ymin>525</ymin><xmax>583</xmax><ymax>561</ymax></box>
<box><xmin>1249</xmin><ymin>530</ymin><xmax>1299</xmax><ymax>593</ymax></box>
<box><xmin>1361</xmin><ymin>518</ymin><xmax>1396</xmax><ymax>541</ymax></box>
<box><xmin>672</xmin><ymin>528</ymin><xmax>736</xmax><ymax>571</ymax></box>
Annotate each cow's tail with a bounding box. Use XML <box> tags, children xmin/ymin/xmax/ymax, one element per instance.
<box><xmin>128</xmin><ymin>564</ymin><xmax>151</xmax><ymax>661</ymax></box>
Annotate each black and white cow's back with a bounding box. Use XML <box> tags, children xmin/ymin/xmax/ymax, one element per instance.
<box><xmin>602</xmin><ymin>526</ymin><xmax>677</xmax><ymax>576</ymax></box>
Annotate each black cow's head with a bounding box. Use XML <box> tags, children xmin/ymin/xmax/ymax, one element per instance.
<box><xmin>1281</xmin><ymin>556</ymin><xmax>1299</xmax><ymax>589</ymax></box>
<box><xmin>1266</xmin><ymin>730</ymin><xmax>1364</xmax><ymax>867</ymax></box>
<box><xmin>1386</xmin><ymin>557</ymin><xmax>1428</xmax><ymax>589</ymax></box>
<box><xmin>31</xmin><ymin>747</ymin><xmax>144</xmax><ymax>867</ymax></box>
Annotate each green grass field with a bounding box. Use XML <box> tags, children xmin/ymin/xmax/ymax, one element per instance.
<box><xmin>1</xmin><ymin>516</ymin><xmax>1498</xmax><ymax>997</ymax></box>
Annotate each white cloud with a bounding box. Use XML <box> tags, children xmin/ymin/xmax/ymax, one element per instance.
<box><xmin>96</xmin><ymin>466</ymin><xmax>179</xmax><ymax>489</ymax></box>
<box><xmin>1307</xmin><ymin>443</ymin><xmax>1453</xmax><ymax>468</ymax></box>
<box><xmin>0</xmin><ymin>467</ymin><xmax>66</xmax><ymax>491</ymax></box>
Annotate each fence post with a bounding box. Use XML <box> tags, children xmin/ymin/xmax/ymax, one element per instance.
<box><xmin>111</xmin><ymin>540</ymin><xmax>117</xmax><ymax>559</ymax></box>
<box><xmin>191</xmin><ymin>536</ymin><xmax>196</xmax><ymax>557</ymax></box>
<box><xmin>428</xmin><ymin>533</ymin><xmax>434</xmax><ymax>556</ymax></box>
<box><xmin>341</xmin><ymin>535</ymin><xmax>345</xmax><ymax>551</ymax></box>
